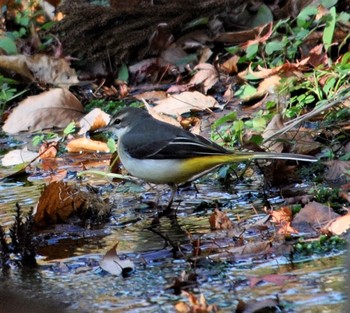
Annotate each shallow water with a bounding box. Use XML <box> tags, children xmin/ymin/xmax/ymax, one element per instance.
<box><xmin>0</xmin><ymin>160</ymin><xmax>347</xmax><ymax>312</ymax></box>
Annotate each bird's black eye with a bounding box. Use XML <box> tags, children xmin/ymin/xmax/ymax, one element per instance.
<box><xmin>115</xmin><ymin>118</ymin><xmax>121</xmax><ymax>125</ymax></box>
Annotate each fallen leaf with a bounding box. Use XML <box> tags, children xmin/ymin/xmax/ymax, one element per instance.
<box><xmin>323</xmin><ymin>213</ymin><xmax>350</xmax><ymax>235</ymax></box>
<box><xmin>1</xmin><ymin>147</ymin><xmax>38</xmax><ymax>166</ymax></box>
<box><xmin>240</xmin><ymin>22</ymin><xmax>273</xmax><ymax>50</ymax></box>
<box><xmin>270</xmin><ymin>206</ymin><xmax>292</xmax><ymax>224</ymax></box>
<box><xmin>154</xmin><ymin>91</ymin><xmax>222</xmax><ymax>115</ymax></box>
<box><xmin>34</xmin><ymin>181</ymin><xmax>85</xmax><ymax>227</ymax></box>
<box><xmin>189</xmin><ymin>63</ymin><xmax>219</xmax><ymax>94</ymax></box>
<box><xmin>219</xmin><ymin>55</ymin><xmax>239</xmax><ymax>74</ymax></box>
<box><xmin>167</xmin><ymin>271</ymin><xmax>197</xmax><ymax>295</ymax></box>
<box><xmin>78</xmin><ymin>108</ymin><xmax>111</xmax><ymax>135</ymax></box>
<box><xmin>175</xmin><ymin>291</ymin><xmax>218</xmax><ymax>313</ymax></box>
<box><xmin>292</xmin><ymin>201</ymin><xmax>340</xmax><ymax>234</ymax></box>
<box><xmin>215</xmin><ymin>22</ymin><xmax>272</xmax><ymax>45</ymax></box>
<box><xmin>324</xmin><ymin>160</ymin><xmax>350</xmax><ymax>181</ymax></box>
<box><xmin>38</xmin><ymin>142</ymin><xmax>59</xmax><ymax>159</ymax></box>
<box><xmin>238</xmin><ymin>58</ymin><xmax>309</xmax><ymax>80</ymax></box>
<box><xmin>100</xmin><ymin>242</ymin><xmax>135</xmax><ymax>276</ymax></box>
<box><xmin>133</xmin><ymin>90</ymin><xmax>168</xmax><ymax>102</ymax></box>
<box><xmin>0</xmin><ymin>54</ymin><xmax>79</xmax><ymax>86</ymax></box>
<box><xmin>209</xmin><ymin>208</ymin><xmax>233</xmax><ymax>230</ymax></box>
<box><xmin>66</xmin><ymin>137</ymin><xmax>110</xmax><ymax>153</ymax></box>
<box><xmin>2</xmin><ymin>88</ymin><xmax>84</xmax><ymax>134</ymax></box>
<box><xmin>33</xmin><ymin>181</ymin><xmax>110</xmax><ymax>227</ymax></box>
<box><xmin>308</xmin><ymin>44</ymin><xmax>328</xmax><ymax>67</ymax></box>
<box><xmin>262</xmin><ymin>114</ymin><xmax>285</xmax><ymax>153</ymax></box>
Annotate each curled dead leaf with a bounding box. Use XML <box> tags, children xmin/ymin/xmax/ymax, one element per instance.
<box><xmin>189</xmin><ymin>63</ymin><xmax>219</xmax><ymax>94</ymax></box>
<box><xmin>100</xmin><ymin>242</ymin><xmax>135</xmax><ymax>276</ymax></box>
<box><xmin>209</xmin><ymin>208</ymin><xmax>233</xmax><ymax>230</ymax></box>
<box><xmin>78</xmin><ymin>108</ymin><xmax>111</xmax><ymax>135</ymax></box>
<box><xmin>175</xmin><ymin>291</ymin><xmax>218</xmax><ymax>313</ymax></box>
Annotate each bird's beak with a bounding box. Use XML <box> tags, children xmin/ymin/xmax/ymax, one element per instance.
<box><xmin>87</xmin><ymin>123</ymin><xmax>111</xmax><ymax>139</ymax></box>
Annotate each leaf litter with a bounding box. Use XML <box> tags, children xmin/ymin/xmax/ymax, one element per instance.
<box><xmin>0</xmin><ymin>1</ymin><xmax>349</xmax><ymax>312</ymax></box>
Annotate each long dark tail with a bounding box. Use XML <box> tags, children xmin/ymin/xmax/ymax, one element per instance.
<box><xmin>230</xmin><ymin>152</ymin><xmax>318</xmax><ymax>162</ymax></box>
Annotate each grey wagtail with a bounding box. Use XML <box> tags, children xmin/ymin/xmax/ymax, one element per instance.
<box><xmin>97</xmin><ymin>107</ymin><xmax>317</xmax><ymax>207</ymax></box>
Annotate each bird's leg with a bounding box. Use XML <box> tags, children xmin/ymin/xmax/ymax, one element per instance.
<box><xmin>164</xmin><ymin>184</ymin><xmax>177</xmax><ymax>212</ymax></box>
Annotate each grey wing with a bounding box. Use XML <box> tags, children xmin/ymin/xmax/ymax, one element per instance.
<box><xmin>122</xmin><ymin>115</ymin><xmax>229</xmax><ymax>159</ymax></box>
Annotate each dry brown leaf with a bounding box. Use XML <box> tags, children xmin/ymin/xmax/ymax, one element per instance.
<box><xmin>189</xmin><ymin>63</ymin><xmax>219</xmax><ymax>94</ymax></box>
<box><xmin>154</xmin><ymin>91</ymin><xmax>222</xmax><ymax>116</ymax></box>
<box><xmin>308</xmin><ymin>44</ymin><xmax>328</xmax><ymax>67</ymax></box>
<box><xmin>240</xmin><ymin>22</ymin><xmax>273</xmax><ymax>49</ymax></box>
<box><xmin>215</xmin><ymin>22</ymin><xmax>272</xmax><ymax>45</ymax></box>
<box><xmin>100</xmin><ymin>242</ymin><xmax>135</xmax><ymax>276</ymax></box>
<box><xmin>324</xmin><ymin>160</ymin><xmax>350</xmax><ymax>181</ymax></box>
<box><xmin>262</xmin><ymin>114</ymin><xmax>285</xmax><ymax>153</ymax></box>
<box><xmin>0</xmin><ymin>54</ymin><xmax>79</xmax><ymax>86</ymax></box>
<box><xmin>34</xmin><ymin>181</ymin><xmax>84</xmax><ymax>227</ymax></box>
<box><xmin>292</xmin><ymin>201</ymin><xmax>340</xmax><ymax>234</ymax></box>
<box><xmin>142</xmin><ymin>100</ymin><xmax>182</xmax><ymax>127</ymax></box>
<box><xmin>270</xmin><ymin>206</ymin><xmax>293</xmax><ymax>224</ymax></box>
<box><xmin>209</xmin><ymin>208</ymin><xmax>233</xmax><ymax>230</ymax></box>
<box><xmin>66</xmin><ymin>137</ymin><xmax>110</xmax><ymax>153</ymax></box>
<box><xmin>219</xmin><ymin>55</ymin><xmax>239</xmax><ymax>74</ymax></box>
<box><xmin>175</xmin><ymin>291</ymin><xmax>218</xmax><ymax>313</ymax></box>
<box><xmin>133</xmin><ymin>90</ymin><xmax>168</xmax><ymax>101</ymax></box>
<box><xmin>78</xmin><ymin>108</ymin><xmax>111</xmax><ymax>135</ymax></box>
<box><xmin>238</xmin><ymin>58</ymin><xmax>309</xmax><ymax>80</ymax></box>
<box><xmin>323</xmin><ymin>213</ymin><xmax>350</xmax><ymax>235</ymax></box>
<box><xmin>257</xmin><ymin>75</ymin><xmax>281</xmax><ymax>95</ymax></box>
<box><xmin>38</xmin><ymin>142</ymin><xmax>58</xmax><ymax>159</ymax></box>
<box><xmin>2</xmin><ymin>88</ymin><xmax>84</xmax><ymax>134</ymax></box>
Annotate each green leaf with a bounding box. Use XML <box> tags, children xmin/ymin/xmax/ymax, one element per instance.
<box><xmin>234</xmin><ymin>84</ymin><xmax>257</xmax><ymax>99</ymax></box>
<box><xmin>265</xmin><ymin>41</ymin><xmax>285</xmax><ymax>55</ymax></box>
<box><xmin>340</xmin><ymin>51</ymin><xmax>350</xmax><ymax>65</ymax></box>
<box><xmin>212</xmin><ymin>112</ymin><xmax>237</xmax><ymax>128</ymax></box>
<box><xmin>321</xmin><ymin>0</ymin><xmax>338</xmax><ymax>9</ymax></box>
<box><xmin>246</xmin><ymin>43</ymin><xmax>259</xmax><ymax>59</ymax></box>
<box><xmin>247</xmin><ymin>4</ymin><xmax>273</xmax><ymax>28</ymax></box>
<box><xmin>337</xmin><ymin>12</ymin><xmax>350</xmax><ymax>23</ymax></box>
<box><xmin>323</xmin><ymin>6</ymin><xmax>336</xmax><ymax>51</ymax></box>
<box><xmin>225</xmin><ymin>45</ymin><xmax>240</xmax><ymax>55</ymax></box>
<box><xmin>107</xmin><ymin>138</ymin><xmax>116</xmax><ymax>153</ymax></box>
<box><xmin>32</xmin><ymin>135</ymin><xmax>44</xmax><ymax>146</ymax></box>
<box><xmin>252</xmin><ymin>117</ymin><xmax>266</xmax><ymax>131</ymax></box>
<box><xmin>249</xmin><ymin>134</ymin><xmax>264</xmax><ymax>145</ymax></box>
<box><xmin>118</xmin><ymin>62</ymin><xmax>129</xmax><ymax>82</ymax></box>
<box><xmin>63</xmin><ymin>122</ymin><xmax>76</xmax><ymax>135</ymax></box>
<box><xmin>0</xmin><ymin>37</ymin><xmax>17</xmax><ymax>54</ymax></box>
<box><xmin>323</xmin><ymin>77</ymin><xmax>336</xmax><ymax>95</ymax></box>
<box><xmin>297</xmin><ymin>6</ymin><xmax>317</xmax><ymax>28</ymax></box>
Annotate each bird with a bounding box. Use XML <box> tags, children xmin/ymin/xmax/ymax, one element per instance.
<box><xmin>96</xmin><ymin>107</ymin><xmax>317</xmax><ymax>208</ymax></box>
